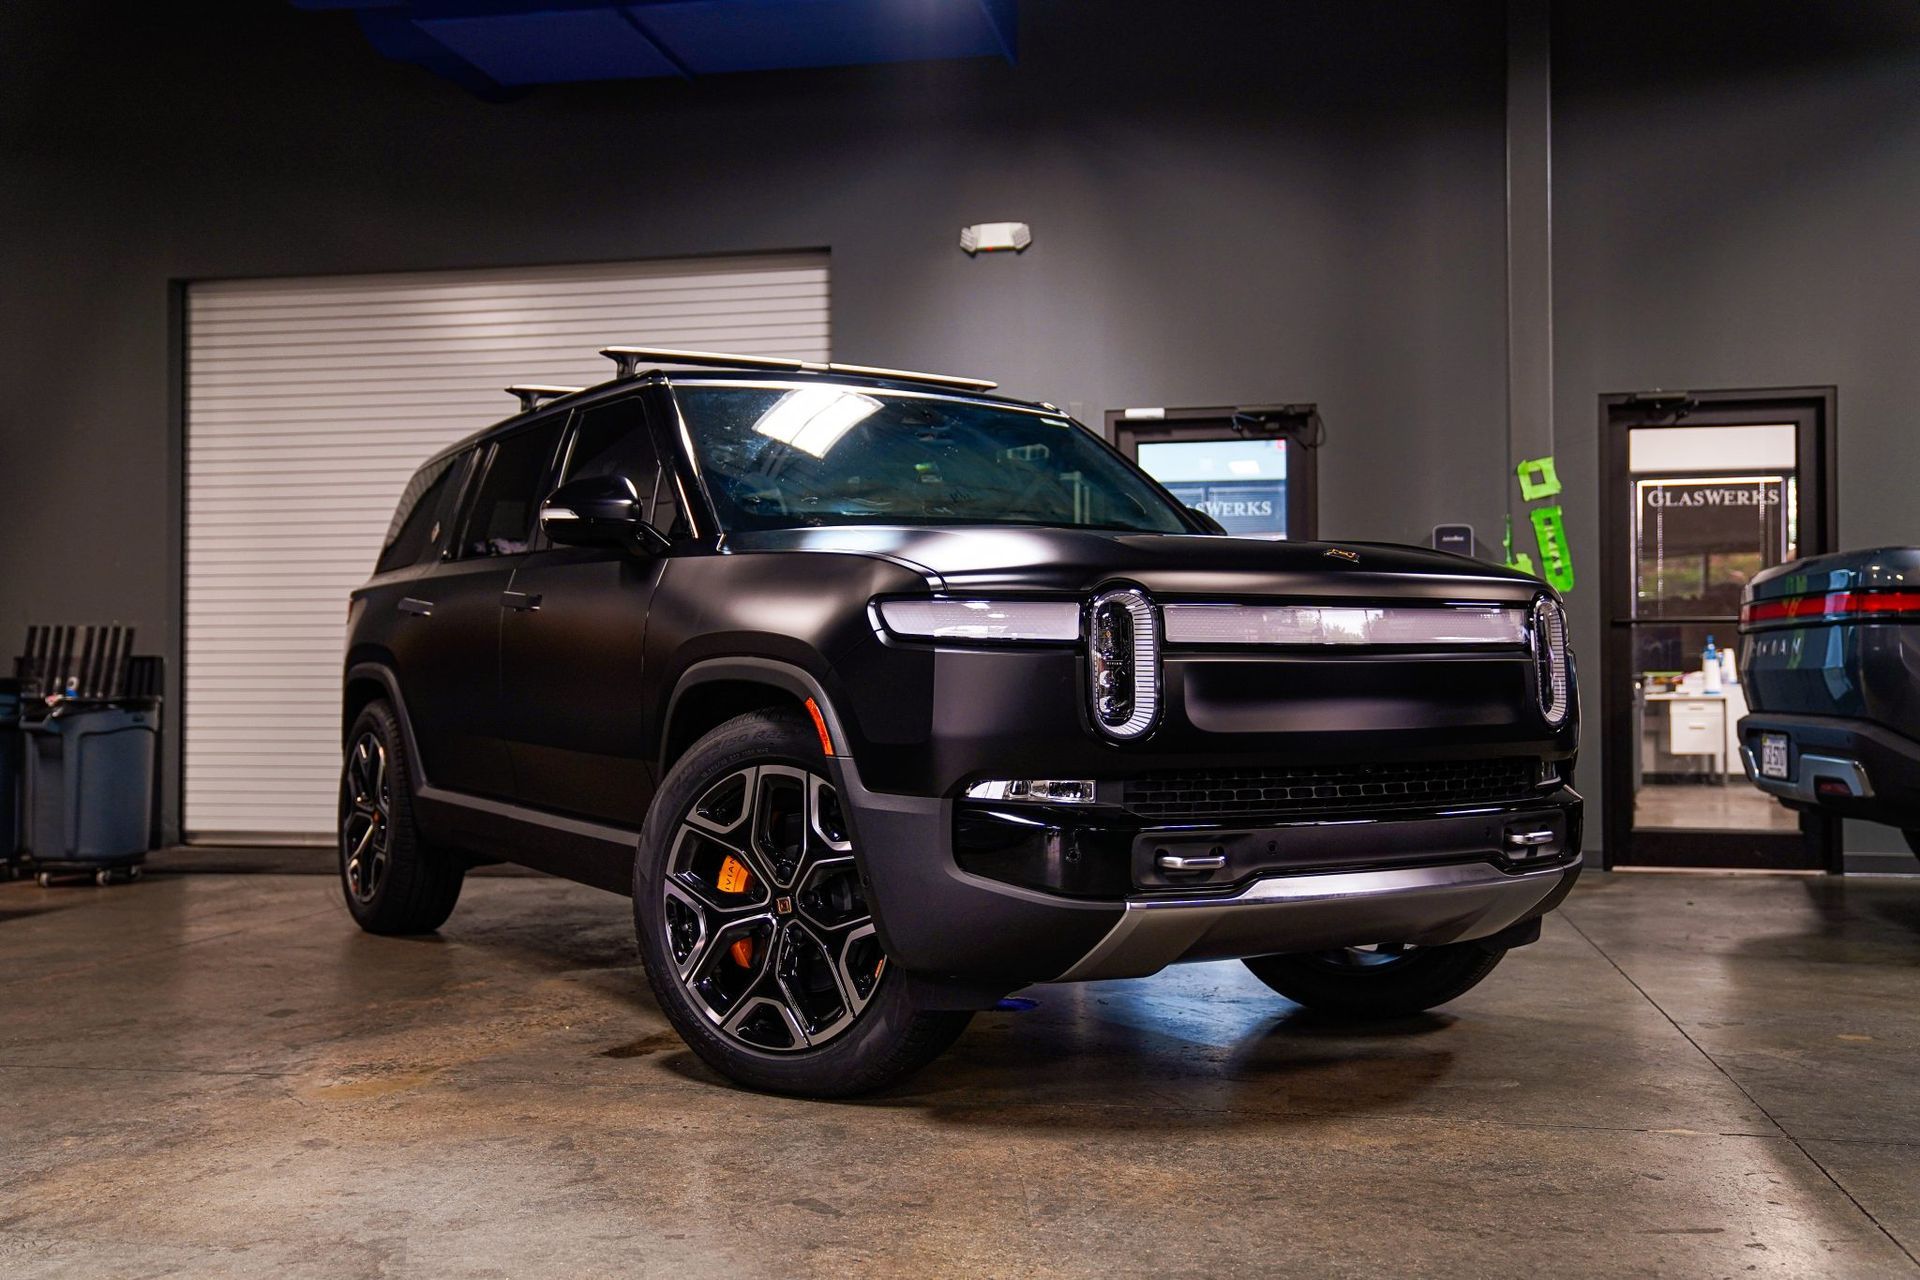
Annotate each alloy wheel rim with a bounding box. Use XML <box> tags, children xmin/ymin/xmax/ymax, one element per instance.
<box><xmin>341</xmin><ymin>732</ymin><xmax>392</xmax><ymax>904</ymax></box>
<box><xmin>1312</xmin><ymin>942</ymin><xmax>1413</xmax><ymax>972</ymax></box>
<box><xmin>661</xmin><ymin>764</ymin><xmax>884</xmax><ymax>1053</ymax></box>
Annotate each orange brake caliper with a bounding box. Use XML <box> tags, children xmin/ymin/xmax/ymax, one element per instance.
<box><xmin>718</xmin><ymin>856</ymin><xmax>756</xmax><ymax>967</ymax></box>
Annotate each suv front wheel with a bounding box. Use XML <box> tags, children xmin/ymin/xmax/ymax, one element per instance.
<box><xmin>634</xmin><ymin>708</ymin><xmax>970</xmax><ymax>1097</ymax></box>
<box><xmin>1242</xmin><ymin>941</ymin><xmax>1508</xmax><ymax>1019</ymax></box>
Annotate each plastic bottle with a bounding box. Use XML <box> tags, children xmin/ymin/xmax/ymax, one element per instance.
<box><xmin>1720</xmin><ymin>647</ymin><xmax>1738</xmax><ymax>686</ymax></box>
<box><xmin>1702</xmin><ymin>635</ymin><xmax>1722</xmax><ymax>694</ymax></box>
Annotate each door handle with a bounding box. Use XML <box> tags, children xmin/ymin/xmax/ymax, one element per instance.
<box><xmin>398</xmin><ymin>598</ymin><xmax>433</xmax><ymax>617</ymax></box>
<box><xmin>500</xmin><ymin>590</ymin><xmax>542</xmax><ymax>612</ymax></box>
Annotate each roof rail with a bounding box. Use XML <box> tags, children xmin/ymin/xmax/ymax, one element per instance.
<box><xmin>506</xmin><ymin>384</ymin><xmax>583</xmax><ymax>412</ymax></box>
<box><xmin>822</xmin><ymin>362</ymin><xmax>997</xmax><ymax>391</ymax></box>
<box><xmin>598</xmin><ymin>345</ymin><xmax>997</xmax><ymax>392</ymax></box>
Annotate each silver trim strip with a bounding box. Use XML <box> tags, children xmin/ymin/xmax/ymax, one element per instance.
<box><xmin>416</xmin><ymin>785</ymin><xmax>641</xmax><ymax>848</ymax></box>
<box><xmin>1054</xmin><ymin>859</ymin><xmax>1574</xmax><ymax>982</ymax></box>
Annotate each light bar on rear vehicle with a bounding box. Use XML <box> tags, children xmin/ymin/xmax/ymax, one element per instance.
<box><xmin>1161</xmin><ymin>603</ymin><xmax>1526</xmax><ymax>647</ymax></box>
<box><xmin>1741</xmin><ymin>590</ymin><xmax>1920</xmax><ymax>628</ymax></box>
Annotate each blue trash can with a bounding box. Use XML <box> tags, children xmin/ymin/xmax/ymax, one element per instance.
<box><xmin>22</xmin><ymin>697</ymin><xmax>157</xmax><ymax>886</ymax></box>
<box><xmin>0</xmin><ymin>678</ymin><xmax>20</xmax><ymax>873</ymax></box>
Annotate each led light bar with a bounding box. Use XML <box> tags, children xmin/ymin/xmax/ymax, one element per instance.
<box><xmin>1532</xmin><ymin>597</ymin><xmax>1571</xmax><ymax>727</ymax></box>
<box><xmin>1161</xmin><ymin>603</ymin><xmax>1526</xmax><ymax>647</ymax></box>
<box><xmin>1741</xmin><ymin>590</ymin><xmax>1920</xmax><ymax>628</ymax></box>
<box><xmin>877</xmin><ymin>599</ymin><xmax>1081</xmax><ymax>642</ymax></box>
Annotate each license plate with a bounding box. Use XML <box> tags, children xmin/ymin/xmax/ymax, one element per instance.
<box><xmin>1760</xmin><ymin>733</ymin><xmax>1790</xmax><ymax>780</ymax></box>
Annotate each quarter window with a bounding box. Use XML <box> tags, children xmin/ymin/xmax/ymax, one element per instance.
<box><xmin>376</xmin><ymin>453</ymin><xmax>458</xmax><ymax>573</ymax></box>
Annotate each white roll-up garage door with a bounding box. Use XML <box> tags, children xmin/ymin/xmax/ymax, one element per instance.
<box><xmin>184</xmin><ymin>253</ymin><xmax>831</xmax><ymax>842</ymax></box>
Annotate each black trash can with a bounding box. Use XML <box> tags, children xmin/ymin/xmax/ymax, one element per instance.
<box><xmin>0</xmin><ymin>678</ymin><xmax>20</xmax><ymax>874</ymax></box>
<box><xmin>22</xmin><ymin>696</ymin><xmax>157</xmax><ymax>886</ymax></box>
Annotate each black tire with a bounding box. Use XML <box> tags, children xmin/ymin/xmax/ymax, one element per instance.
<box><xmin>634</xmin><ymin>708</ymin><xmax>970</xmax><ymax>1097</ymax></box>
<box><xmin>339</xmin><ymin>699</ymin><xmax>464</xmax><ymax>935</ymax></box>
<box><xmin>1242</xmin><ymin>940</ymin><xmax>1507</xmax><ymax>1019</ymax></box>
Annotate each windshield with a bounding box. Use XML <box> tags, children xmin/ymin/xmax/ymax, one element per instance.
<box><xmin>674</xmin><ymin>384</ymin><xmax>1192</xmax><ymax>534</ymax></box>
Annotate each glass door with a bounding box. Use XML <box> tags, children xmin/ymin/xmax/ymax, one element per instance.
<box><xmin>1600</xmin><ymin>391</ymin><xmax>1837</xmax><ymax>869</ymax></box>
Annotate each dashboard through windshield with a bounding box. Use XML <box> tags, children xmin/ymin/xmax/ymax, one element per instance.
<box><xmin>674</xmin><ymin>383</ymin><xmax>1191</xmax><ymax>535</ymax></box>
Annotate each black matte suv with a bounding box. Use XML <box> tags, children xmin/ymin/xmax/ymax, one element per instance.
<box><xmin>341</xmin><ymin>347</ymin><xmax>1583</xmax><ymax>1096</ymax></box>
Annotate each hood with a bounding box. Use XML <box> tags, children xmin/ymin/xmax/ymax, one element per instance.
<box><xmin>724</xmin><ymin>525</ymin><xmax>1546</xmax><ymax>603</ymax></box>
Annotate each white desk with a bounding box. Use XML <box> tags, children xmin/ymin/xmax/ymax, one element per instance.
<box><xmin>1644</xmin><ymin>686</ymin><xmax>1749</xmax><ymax>780</ymax></box>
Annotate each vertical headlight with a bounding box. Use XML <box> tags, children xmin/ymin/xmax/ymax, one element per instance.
<box><xmin>1532</xmin><ymin>596</ymin><xmax>1571</xmax><ymax>726</ymax></box>
<box><xmin>1088</xmin><ymin>587</ymin><xmax>1159</xmax><ymax>740</ymax></box>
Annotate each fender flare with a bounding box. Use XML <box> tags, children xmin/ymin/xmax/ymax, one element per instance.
<box><xmin>344</xmin><ymin>661</ymin><xmax>431</xmax><ymax>788</ymax></box>
<box><xmin>661</xmin><ymin>656</ymin><xmax>852</xmax><ymax>768</ymax></box>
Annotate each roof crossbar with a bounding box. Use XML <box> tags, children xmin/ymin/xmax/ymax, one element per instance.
<box><xmin>600</xmin><ymin>347</ymin><xmax>808</xmax><ymax>379</ymax></box>
<box><xmin>506</xmin><ymin>384</ymin><xmax>583</xmax><ymax>412</ymax></box>
<box><xmin>598</xmin><ymin>346</ymin><xmax>996</xmax><ymax>392</ymax></box>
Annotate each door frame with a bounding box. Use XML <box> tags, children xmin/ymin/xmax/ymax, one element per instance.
<box><xmin>1106</xmin><ymin>405</ymin><xmax>1320</xmax><ymax>540</ymax></box>
<box><xmin>1597</xmin><ymin>385</ymin><xmax>1840</xmax><ymax>871</ymax></box>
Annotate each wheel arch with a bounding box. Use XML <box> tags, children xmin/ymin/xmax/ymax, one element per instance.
<box><xmin>660</xmin><ymin>658</ymin><xmax>851</xmax><ymax>775</ymax></box>
<box><xmin>342</xmin><ymin>656</ymin><xmax>430</xmax><ymax>788</ymax></box>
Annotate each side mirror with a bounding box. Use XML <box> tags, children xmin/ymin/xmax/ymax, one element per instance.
<box><xmin>540</xmin><ymin>475</ymin><xmax>667</xmax><ymax>552</ymax></box>
<box><xmin>1186</xmin><ymin>505</ymin><xmax>1229</xmax><ymax>535</ymax></box>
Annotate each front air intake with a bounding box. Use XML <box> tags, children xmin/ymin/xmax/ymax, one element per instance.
<box><xmin>1532</xmin><ymin>596</ymin><xmax>1571</xmax><ymax>726</ymax></box>
<box><xmin>1088</xmin><ymin>587</ymin><xmax>1159</xmax><ymax>740</ymax></box>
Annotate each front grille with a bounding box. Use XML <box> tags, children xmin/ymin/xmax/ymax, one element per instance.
<box><xmin>1122</xmin><ymin>757</ymin><xmax>1539</xmax><ymax>820</ymax></box>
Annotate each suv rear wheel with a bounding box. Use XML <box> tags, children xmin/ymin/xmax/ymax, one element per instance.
<box><xmin>1242</xmin><ymin>941</ymin><xmax>1507</xmax><ymax>1018</ymax></box>
<box><xmin>635</xmin><ymin>708</ymin><xmax>970</xmax><ymax>1096</ymax></box>
<box><xmin>338</xmin><ymin>699</ymin><xmax>465</xmax><ymax>935</ymax></box>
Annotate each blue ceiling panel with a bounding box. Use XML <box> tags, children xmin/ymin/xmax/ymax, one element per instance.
<box><xmin>626</xmin><ymin>0</ymin><xmax>1015</xmax><ymax>76</ymax></box>
<box><xmin>416</xmin><ymin>9</ymin><xmax>683</xmax><ymax>84</ymax></box>
<box><xmin>290</xmin><ymin>0</ymin><xmax>1016</xmax><ymax>93</ymax></box>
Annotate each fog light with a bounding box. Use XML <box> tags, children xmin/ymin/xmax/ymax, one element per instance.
<box><xmin>964</xmin><ymin>779</ymin><xmax>1098</xmax><ymax>804</ymax></box>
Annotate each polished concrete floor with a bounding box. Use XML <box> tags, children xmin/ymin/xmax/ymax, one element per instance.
<box><xmin>3</xmin><ymin>864</ymin><xmax>1918</xmax><ymax>1278</ymax></box>
<box><xmin>1634</xmin><ymin>780</ymin><xmax>1802</xmax><ymax>832</ymax></box>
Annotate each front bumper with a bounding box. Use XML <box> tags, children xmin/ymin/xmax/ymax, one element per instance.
<box><xmin>1057</xmin><ymin>856</ymin><xmax>1580</xmax><ymax>981</ymax></box>
<box><xmin>1738</xmin><ymin>712</ymin><xmax>1920</xmax><ymax>830</ymax></box>
<box><xmin>832</xmin><ymin>751</ymin><xmax>1583</xmax><ymax>992</ymax></box>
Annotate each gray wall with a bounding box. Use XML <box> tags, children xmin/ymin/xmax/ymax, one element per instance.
<box><xmin>2</xmin><ymin>1</ymin><xmax>1917</xmax><ymax>856</ymax></box>
<box><xmin>1553</xmin><ymin>2</ymin><xmax>1920</xmax><ymax>857</ymax></box>
<box><xmin>0</xmin><ymin>1</ymin><xmax>1510</xmax><ymax>843</ymax></box>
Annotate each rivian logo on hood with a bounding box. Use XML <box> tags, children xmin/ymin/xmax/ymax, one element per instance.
<box><xmin>1324</xmin><ymin>548</ymin><xmax>1360</xmax><ymax>563</ymax></box>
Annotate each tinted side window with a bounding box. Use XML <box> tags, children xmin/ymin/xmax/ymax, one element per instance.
<box><xmin>562</xmin><ymin>396</ymin><xmax>660</xmax><ymax>497</ymax></box>
<box><xmin>455</xmin><ymin>420</ymin><xmax>563</xmax><ymax>559</ymax></box>
<box><xmin>377</xmin><ymin>454</ymin><xmax>457</xmax><ymax>573</ymax></box>
<box><xmin>562</xmin><ymin>395</ymin><xmax>690</xmax><ymax>540</ymax></box>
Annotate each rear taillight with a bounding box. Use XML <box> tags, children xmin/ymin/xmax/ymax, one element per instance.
<box><xmin>1741</xmin><ymin>590</ymin><xmax>1920</xmax><ymax>628</ymax></box>
<box><xmin>1531</xmin><ymin>597</ymin><xmax>1571</xmax><ymax>727</ymax></box>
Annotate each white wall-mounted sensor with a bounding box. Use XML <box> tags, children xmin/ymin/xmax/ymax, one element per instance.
<box><xmin>960</xmin><ymin>222</ymin><xmax>1032</xmax><ymax>255</ymax></box>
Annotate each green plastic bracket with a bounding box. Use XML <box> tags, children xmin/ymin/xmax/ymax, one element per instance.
<box><xmin>1530</xmin><ymin>503</ymin><xmax>1574</xmax><ymax>592</ymax></box>
<box><xmin>1501</xmin><ymin>514</ymin><xmax>1537</xmax><ymax>576</ymax></box>
<box><xmin>1516</xmin><ymin>456</ymin><xmax>1562</xmax><ymax>501</ymax></box>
